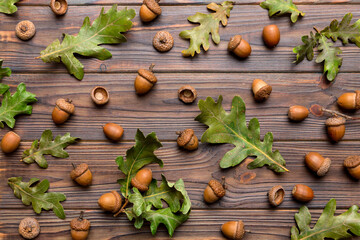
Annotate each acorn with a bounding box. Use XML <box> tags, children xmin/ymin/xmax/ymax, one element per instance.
<box><xmin>140</xmin><ymin>0</ymin><xmax>161</xmax><ymax>22</ymax></box>
<box><xmin>305</xmin><ymin>152</ymin><xmax>331</xmax><ymax>177</ymax></box>
<box><xmin>344</xmin><ymin>155</ymin><xmax>360</xmax><ymax>180</ymax></box>
<box><xmin>252</xmin><ymin>79</ymin><xmax>272</xmax><ymax>102</ymax></box>
<box><xmin>178</xmin><ymin>85</ymin><xmax>197</xmax><ymax>104</ymax></box>
<box><xmin>98</xmin><ymin>191</ymin><xmax>122</xmax><ymax>213</ymax></box>
<box><xmin>50</xmin><ymin>0</ymin><xmax>68</xmax><ymax>15</ymax></box>
<box><xmin>70</xmin><ymin>163</ymin><xmax>93</xmax><ymax>186</ymax></box>
<box><xmin>228</xmin><ymin>35</ymin><xmax>251</xmax><ymax>58</ymax></box>
<box><xmin>325</xmin><ymin>116</ymin><xmax>346</xmax><ymax>142</ymax></box>
<box><xmin>337</xmin><ymin>91</ymin><xmax>360</xmax><ymax>110</ymax></box>
<box><xmin>134</xmin><ymin>64</ymin><xmax>157</xmax><ymax>95</ymax></box>
<box><xmin>288</xmin><ymin>105</ymin><xmax>309</xmax><ymax>122</ymax></box>
<box><xmin>18</xmin><ymin>217</ymin><xmax>40</xmax><ymax>239</ymax></box>
<box><xmin>52</xmin><ymin>98</ymin><xmax>75</xmax><ymax>124</ymax></box>
<box><xmin>103</xmin><ymin>123</ymin><xmax>124</xmax><ymax>141</ymax></box>
<box><xmin>153</xmin><ymin>31</ymin><xmax>174</xmax><ymax>52</ymax></box>
<box><xmin>131</xmin><ymin>168</ymin><xmax>152</xmax><ymax>192</ymax></box>
<box><xmin>70</xmin><ymin>211</ymin><xmax>90</xmax><ymax>240</ymax></box>
<box><xmin>15</xmin><ymin>20</ymin><xmax>36</xmax><ymax>41</ymax></box>
<box><xmin>221</xmin><ymin>220</ymin><xmax>245</xmax><ymax>240</ymax></box>
<box><xmin>1</xmin><ymin>131</ymin><xmax>21</xmax><ymax>153</ymax></box>
<box><xmin>91</xmin><ymin>86</ymin><xmax>109</xmax><ymax>105</ymax></box>
<box><xmin>176</xmin><ymin>129</ymin><xmax>198</xmax><ymax>150</ymax></box>
<box><xmin>268</xmin><ymin>185</ymin><xmax>285</xmax><ymax>207</ymax></box>
<box><xmin>203</xmin><ymin>179</ymin><xmax>226</xmax><ymax>203</ymax></box>
<box><xmin>292</xmin><ymin>184</ymin><xmax>314</xmax><ymax>202</ymax></box>
<box><xmin>262</xmin><ymin>24</ymin><xmax>280</xmax><ymax>48</ymax></box>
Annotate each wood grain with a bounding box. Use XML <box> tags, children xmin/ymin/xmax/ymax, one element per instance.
<box><xmin>1</xmin><ymin>141</ymin><xmax>360</xmax><ymax>211</ymax></box>
<box><xmin>1</xmin><ymin>6</ymin><xmax>360</xmax><ymax>73</ymax></box>
<box><xmin>1</xmin><ymin>72</ymin><xmax>360</xmax><ymax>141</ymax></box>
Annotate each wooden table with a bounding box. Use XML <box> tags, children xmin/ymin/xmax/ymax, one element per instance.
<box><xmin>1</xmin><ymin>0</ymin><xmax>360</xmax><ymax>239</ymax></box>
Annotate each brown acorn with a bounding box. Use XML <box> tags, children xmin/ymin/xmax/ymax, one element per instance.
<box><xmin>70</xmin><ymin>211</ymin><xmax>90</xmax><ymax>240</ymax></box>
<box><xmin>252</xmin><ymin>79</ymin><xmax>272</xmax><ymax>102</ymax></box>
<box><xmin>52</xmin><ymin>98</ymin><xmax>75</xmax><ymax>124</ymax></box>
<box><xmin>288</xmin><ymin>105</ymin><xmax>309</xmax><ymax>122</ymax></box>
<box><xmin>305</xmin><ymin>152</ymin><xmax>331</xmax><ymax>177</ymax></box>
<box><xmin>325</xmin><ymin>116</ymin><xmax>346</xmax><ymax>142</ymax></box>
<box><xmin>131</xmin><ymin>168</ymin><xmax>152</xmax><ymax>192</ymax></box>
<box><xmin>268</xmin><ymin>185</ymin><xmax>285</xmax><ymax>207</ymax></box>
<box><xmin>262</xmin><ymin>24</ymin><xmax>280</xmax><ymax>48</ymax></box>
<box><xmin>176</xmin><ymin>129</ymin><xmax>198</xmax><ymax>150</ymax></box>
<box><xmin>50</xmin><ymin>0</ymin><xmax>68</xmax><ymax>15</ymax></box>
<box><xmin>228</xmin><ymin>35</ymin><xmax>251</xmax><ymax>58</ymax></box>
<box><xmin>98</xmin><ymin>191</ymin><xmax>122</xmax><ymax>213</ymax></box>
<box><xmin>70</xmin><ymin>163</ymin><xmax>93</xmax><ymax>186</ymax></box>
<box><xmin>19</xmin><ymin>217</ymin><xmax>40</xmax><ymax>239</ymax></box>
<box><xmin>1</xmin><ymin>131</ymin><xmax>21</xmax><ymax>153</ymax></box>
<box><xmin>103</xmin><ymin>123</ymin><xmax>124</xmax><ymax>141</ymax></box>
<box><xmin>344</xmin><ymin>155</ymin><xmax>360</xmax><ymax>180</ymax></box>
<box><xmin>337</xmin><ymin>91</ymin><xmax>360</xmax><ymax>110</ymax></box>
<box><xmin>15</xmin><ymin>20</ymin><xmax>36</xmax><ymax>41</ymax></box>
<box><xmin>221</xmin><ymin>220</ymin><xmax>245</xmax><ymax>240</ymax></box>
<box><xmin>292</xmin><ymin>184</ymin><xmax>314</xmax><ymax>202</ymax></box>
<box><xmin>134</xmin><ymin>64</ymin><xmax>157</xmax><ymax>95</ymax></box>
<box><xmin>178</xmin><ymin>85</ymin><xmax>197</xmax><ymax>104</ymax></box>
<box><xmin>140</xmin><ymin>0</ymin><xmax>161</xmax><ymax>22</ymax></box>
<box><xmin>203</xmin><ymin>179</ymin><xmax>226</xmax><ymax>203</ymax></box>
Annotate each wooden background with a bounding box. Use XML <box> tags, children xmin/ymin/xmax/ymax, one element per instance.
<box><xmin>1</xmin><ymin>0</ymin><xmax>360</xmax><ymax>239</ymax></box>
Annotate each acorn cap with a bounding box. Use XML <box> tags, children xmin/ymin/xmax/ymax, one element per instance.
<box><xmin>356</xmin><ymin>91</ymin><xmax>360</xmax><ymax>109</ymax></box>
<box><xmin>138</xmin><ymin>69</ymin><xmax>157</xmax><ymax>84</ymax></box>
<box><xmin>70</xmin><ymin>163</ymin><xmax>89</xmax><ymax>180</ymax></box>
<box><xmin>178</xmin><ymin>85</ymin><xmax>197</xmax><ymax>103</ymax></box>
<box><xmin>208</xmin><ymin>179</ymin><xmax>226</xmax><ymax>198</ymax></box>
<box><xmin>235</xmin><ymin>220</ymin><xmax>245</xmax><ymax>240</ymax></box>
<box><xmin>19</xmin><ymin>217</ymin><xmax>40</xmax><ymax>239</ymax></box>
<box><xmin>70</xmin><ymin>215</ymin><xmax>90</xmax><ymax>231</ymax></box>
<box><xmin>153</xmin><ymin>31</ymin><xmax>174</xmax><ymax>52</ymax></box>
<box><xmin>344</xmin><ymin>155</ymin><xmax>360</xmax><ymax>168</ymax></box>
<box><xmin>325</xmin><ymin>116</ymin><xmax>346</xmax><ymax>126</ymax></box>
<box><xmin>131</xmin><ymin>177</ymin><xmax>149</xmax><ymax>192</ymax></box>
<box><xmin>228</xmin><ymin>35</ymin><xmax>242</xmax><ymax>51</ymax></box>
<box><xmin>91</xmin><ymin>86</ymin><xmax>109</xmax><ymax>105</ymax></box>
<box><xmin>254</xmin><ymin>85</ymin><xmax>272</xmax><ymax>101</ymax></box>
<box><xmin>268</xmin><ymin>185</ymin><xmax>285</xmax><ymax>206</ymax></box>
<box><xmin>144</xmin><ymin>0</ymin><xmax>162</xmax><ymax>15</ymax></box>
<box><xmin>316</xmin><ymin>157</ymin><xmax>331</xmax><ymax>176</ymax></box>
<box><xmin>176</xmin><ymin>129</ymin><xmax>194</xmax><ymax>147</ymax></box>
<box><xmin>56</xmin><ymin>98</ymin><xmax>75</xmax><ymax>114</ymax></box>
<box><xmin>15</xmin><ymin>20</ymin><xmax>36</xmax><ymax>41</ymax></box>
<box><xmin>50</xmin><ymin>0</ymin><xmax>68</xmax><ymax>15</ymax></box>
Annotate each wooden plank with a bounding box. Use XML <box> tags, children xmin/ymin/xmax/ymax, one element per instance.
<box><xmin>2</xmin><ymin>141</ymin><xmax>360</xmax><ymax>210</ymax></box>
<box><xmin>1</xmin><ymin>6</ymin><xmax>360</xmax><ymax>73</ymax></box>
<box><xmin>0</xmin><ymin>73</ymin><xmax>359</xmax><ymax>141</ymax></box>
<box><xmin>16</xmin><ymin>0</ymin><xmax>360</xmax><ymax>6</ymax></box>
<box><xmin>1</xmin><ymin>209</ymin><xmax>360</xmax><ymax>240</ymax></box>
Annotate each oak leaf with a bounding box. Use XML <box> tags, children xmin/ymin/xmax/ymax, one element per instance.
<box><xmin>0</xmin><ymin>0</ymin><xmax>19</xmax><ymax>14</ymax></box>
<box><xmin>8</xmin><ymin>177</ymin><xmax>66</xmax><ymax>219</ymax></box>
<box><xmin>39</xmin><ymin>5</ymin><xmax>135</xmax><ymax>80</ymax></box>
<box><xmin>195</xmin><ymin>95</ymin><xmax>288</xmax><ymax>173</ymax></box>
<box><xmin>0</xmin><ymin>59</ymin><xmax>11</xmax><ymax>79</ymax></box>
<box><xmin>260</xmin><ymin>0</ymin><xmax>304</xmax><ymax>23</ymax></box>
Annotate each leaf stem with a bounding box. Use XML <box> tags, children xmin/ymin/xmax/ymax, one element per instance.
<box><xmin>114</xmin><ymin>198</ymin><xmax>129</xmax><ymax>217</ymax></box>
<box><xmin>313</xmin><ymin>26</ymin><xmax>321</xmax><ymax>33</ymax></box>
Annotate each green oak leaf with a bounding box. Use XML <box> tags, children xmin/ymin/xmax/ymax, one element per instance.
<box><xmin>116</xmin><ymin>129</ymin><xmax>163</xmax><ymax>198</ymax></box>
<box><xmin>126</xmin><ymin>205</ymin><xmax>190</xmax><ymax>237</ymax></box>
<box><xmin>0</xmin><ymin>59</ymin><xmax>11</xmax><ymax>79</ymax></box>
<box><xmin>315</xmin><ymin>35</ymin><xmax>342</xmax><ymax>81</ymax></box>
<box><xmin>22</xmin><ymin>129</ymin><xmax>79</xmax><ymax>168</ymax></box>
<box><xmin>321</xmin><ymin>13</ymin><xmax>360</xmax><ymax>47</ymax></box>
<box><xmin>8</xmin><ymin>177</ymin><xmax>66</xmax><ymax>219</ymax></box>
<box><xmin>0</xmin><ymin>83</ymin><xmax>9</xmax><ymax>94</ymax></box>
<box><xmin>293</xmin><ymin>32</ymin><xmax>319</xmax><ymax>63</ymax></box>
<box><xmin>179</xmin><ymin>1</ymin><xmax>233</xmax><ymax>57</ymax></box>
<box><xmin>0</xmin><ymin>83</ymin><xmax>37</xmax><ymax>129</ymax></box>
<box><xmin>195</xmin><ymin>95</ymin><xmax>288</xmax><ymax>173</ymax></box>
<box><xmin>39</xmin><ymin>5</ymin><xmax>135</xmax><ymax>80</ymax></box>
<box><xmin>260</xmin><ymin>0</ymin><xmax>305</xmax><ymax>23</ymax></box>
<box><xmin>0</xmin><ymin>0</ymin><xmax>20</xmax><ymax>14</ymax></box>
<box><xmin>129</xmin><ymin>175</ymin><xmax>191</xmax><ymax>217</ymax></box>
<box><xmin>291</xmin><ymin>199</ymin><xmax>360</xmax><ymax>240</ymax></box>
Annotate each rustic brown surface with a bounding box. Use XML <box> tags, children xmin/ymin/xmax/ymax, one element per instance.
<box><xmin>1</xmin><ymin>1</ymin><xmax>360</xmax><ymax>240</ymax></box>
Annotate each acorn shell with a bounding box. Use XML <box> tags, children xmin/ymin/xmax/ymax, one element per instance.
<box><xmin>50</xmin><ymin>0</ymin><xmax>68</xmax><ymax>15</ymax></box>
<box><xmin>268</xmin><ymin>185</ymin><xmax>285</xmax><ymax>207</ymax></box>
<box><xmin>153</xmin><ymin>31</ymin><xmax>174</xmax><ymax>52</ymax></box>
<box><xmin>91</xmin><ymin>86</ymin><xmax>109</xmax><ymax>105</ymax></box>
<box><xmin>15</xmin><ymin>21</ymin><xmax>36</xmax><ymax>41</ymax></box>
<box><xmin>18</xmin><ymin>217</ymin><xmax>40</xmax><ymax>239</ymax></box>
<box><xmin>70</xmin><ymin>217</ymin><xmax>90</xmax><ymax>231</ymax></box>
<box><xmin>144</xmin><ymin>0</ymin><xmax>162</xmax><ymax>15</ymax></box>
<box><xmin>178</xmin><ymin>85</ymin><xmax>197</xmax><ymax>104</ymax></box>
